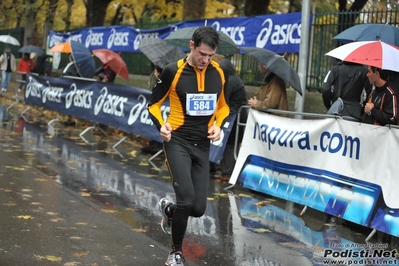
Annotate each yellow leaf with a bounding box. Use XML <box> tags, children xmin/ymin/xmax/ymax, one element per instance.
<box><xmin>132</xmin><ymin>228</ymin><xmax>147</xmax><ymax>233</ymax></box>
<box><xmin>35</xmin><ymin>178</ymin><xmax>48</xmax><ymax>182</ymax></box>
<box><xmin>47</xmin><ymin>212</ymin><xmax>58</xmax><ymax>216</ymax></box>
<box><xmin>50</xmin><ymin>218</ymin><xmax>64</xmax><ymax>222</ymax></box>
<box><xmin>238</xmin><ymin>193</ymin><xmax>252</xmax><ymax>198</ymax></box>
<box><xmin>80</xmin><ymin>192</ymin><xmax>91</xmax><ymax>197</ymax></box>
<box><xmin>251</xmin><ymin>228</ymin><xmax>270</xmax><ymax>233</ymax></box>
<box><xmin>44</xmin><ymin>255</ymin><xmax>62</xmax><ymax>261</ymax></box>
<box><xmin>207</xmin><ymin>197</ymin><xmax>215</xmax><ymax>201</ymax></box>
<box><xmin>17</xmin><ymin>215</ymin><xmax>33</xmax><ymax>219</ymax></box>
<box><xmin>4</xmin><ymin>189</ymin><xmax>13</xmax><ymax>192</ymax></box>
<box><xmin>130</xmin><ymin>150</ymin><xmax>137</xmax><ymax>157</ymax></box>
<box><xmin>70</xmin><ymin>236</ymin><xmax>82</xmax><ymax>240</ymax></box>
<box><xmin>30</xmin><ymin>202</ymin><xmax>42</xmax><ymax>205</ymax></box>
<box><xmin>73</xmin><ymin>251</ymin><xmax>89</xmax><ymax>257</ymax></box>
<box><xmin>3</xmin><ymin>202</ymin><xmax>16</xmax><ymax>206</ymax></box>
<box><xmin>76</xmin><ymin>222</ymin><xmax>88</xmax><ymax>226</ymax></box>
<box><xmin>255</xmin><ymin>201</ymin><xmax>269</xmax><ymax>207</ymax></box>
<box><xmin>101</xmin><ymin>209</ymin><xmax>118</xmax><ymax>214</ymax></box>
<box><xmin>21</xmin><ymin>189</ymin><xmax>33</xmax><ymax>192</ymax></box>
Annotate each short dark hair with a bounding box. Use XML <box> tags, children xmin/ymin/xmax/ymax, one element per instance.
<box><xmin>191</xmin><ymin>26</ymin><xmax>219</xmax><ymax>50</ymax></box>
<box><xmin>370</xmin><ymin>66</ymin><xmax>389</xmax><ymax>81</ymax></box>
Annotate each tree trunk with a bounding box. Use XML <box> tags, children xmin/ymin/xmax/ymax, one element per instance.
<box><xmin>244</xmin><ymin>0</ymin><xmax>270</xmax><ymax>16</ymax></box>
<box><xmin>183</xmin><ymin>0</ymin><xmax>206</xmax><ymax>20</ymax></box>
<box><xmin>337</xmin><ymin>0</ymin><xmax>368</xmax><ymax>36</ymax></box>
<box><xmin>84</xmin><ymin>0</ymin><xmax>111</xmax><ymax>27</ymax></box>
<box><xmin>64</xmin><ymin>0</ymin><xmax>73</xmax><ymax>31</ymax></box>
<box><xmin>23</xmin><ymin>0</ymin><xmax>37</xmax><ymax>46</ymax></box>
<box><xmin>43</xmin><ymin>0</ymin><xmax>58</xmax><ymax>47</ymax></box>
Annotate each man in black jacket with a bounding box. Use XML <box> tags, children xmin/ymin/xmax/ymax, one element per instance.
<box><xmin>322</xmin><ymin>61</ymin><xmax>369</xmax><ymax>121</ymax></box>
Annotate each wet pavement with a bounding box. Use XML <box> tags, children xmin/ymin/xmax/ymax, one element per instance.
<box><xmin>0</xmin><ymin>90</ymin><xmax>398</xmax><ymax>266</ymax></box>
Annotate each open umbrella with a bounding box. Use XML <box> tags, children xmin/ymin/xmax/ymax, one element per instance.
<box><xmin>165</xmin><ymin>27</ymin><xmax>239</xmax><ymax>55</ymax></box>
<box><xmin>70</xmin><ymin>41</ymin><xmax>95</xmax><ymax>78</ymax></box>
<box><xmin>50</xmin><ymin>42</ymin><xmax>73</xmax><ymax>53</ymax></box>
<box><xmin>139</xmin><ymin>38</ymin><xmax>186</xmax><ymax>68</ymax></box>
<box><xmin>334</xmin><ymin>23</ymin><xmax>399</xmax><ymax>46</ymax></box>
<box><xmin>0</xmin><ymin>34</ymin><xmax>20</xmax><ymax>46</ymax></box>
<box><xmin>242</xmin><ymin>47</ymin><xmax>302</xmax><ymax>95</ymax></box>
<box><xmin>92</xmin><ymin>49</ymin><xmax>129</xmax><ymax>80</ymax></box>
<box><xmin>18</xmin><ymin>45</ymin><xmax>45</xmax><ymax>55</ymax></box>
<box><xmin>325</xmin><ymin>40</ymin><xmax>399</xmax><ymax>72</ymax></box>
<box><xmin>50</xmin><ymin>41</ymin><xmax>95</xmax><ymax>78</ymax></box>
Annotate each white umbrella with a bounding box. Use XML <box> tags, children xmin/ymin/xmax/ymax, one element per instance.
<box><xmin>325</xmin><ymin>40</ymin><xmax>399</xmax><ymax>72</ymax></box>
<box><xmin>0</xmin><ymin>34</ymin><xmax>20</xmax><ymax>46</ymax></box>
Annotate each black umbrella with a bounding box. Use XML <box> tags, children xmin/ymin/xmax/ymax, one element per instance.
<box><xmin>165</xmin><ymin>27</ymin><xmax>239</xmax><ymax>55</ymax></box>
<box><xmin>18</xmin><ymin>45</ymin><xmax>45</xmax><ymax>55</ymax></box>
<box><xmin>242</xmin><ymin>47</ymin><xmax>302</xmax><ymax>96</ymax></box>
<box><xmin>139</xmin><ymin>38</ymin><xmax>186</xmax><ymax>68</ymax></box>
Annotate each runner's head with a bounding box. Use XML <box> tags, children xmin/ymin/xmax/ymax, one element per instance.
<box><xmin>188</xmin><ymin>26</ymin><xmax>219</xmax><ymax>70</ymax></box>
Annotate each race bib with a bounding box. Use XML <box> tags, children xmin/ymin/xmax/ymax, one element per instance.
<box><xmin>186</xmin><ymin>93</ymin><xmax>217</xmax><ymax>116</ymax></box>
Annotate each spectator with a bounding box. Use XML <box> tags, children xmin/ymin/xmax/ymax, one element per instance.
<box><xmin>218</xmin><ymin>59</ymin><xmax>248</xmax><ymax>180</ymax></box>
<box><xmin>17</xmin><ymin>53</ymin><xmax>35</xmax><ymax>92</ymax></box>
<box><xmin>322</xmin><ymin>61</ymin><xmax>369</xmax><ymax>121</ymax></box>
<box><xmin>247</xmin><ymin>63</ymin><xmax>288</xmax><ymax>116</ymax></box>
<box><xmin>0</xmin><ymin>48</ymin><xmax>17</xmax><ymax>92</ymax></box>
<box><xmin>62</xmin><ymin>54</ymin><xmax>80</xmax><ymax>126</ymax></box>
<box><xmin>62</xmin><ymin>54</ymin><xmax>80</xmax><ymax>77</ymax></box>
<box><xmin>95</xmin><ymin>64</ymin><xmax>116</xmax><ymax>83</ymax></box>
<box><xmin>32</xmin><ymin>51</ymin><xmax>53</xmax><ymax>76</ymax></box>
<box><xmin>362</xmin><ymin>66</ymin><xmax>398</xmax><ymax>126</ymax></box>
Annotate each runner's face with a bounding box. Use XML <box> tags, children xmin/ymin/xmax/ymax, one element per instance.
<box><xmin>190</xmin><ymin>41</ymin><xmax>216</xmax><ymax>70</ymax></box>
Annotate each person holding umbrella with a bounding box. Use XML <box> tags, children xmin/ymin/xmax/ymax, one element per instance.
<box><xmin>148</xmin><ymin>26</ymin><xmax>229</xmax><ymax>266</ymax></box>
<box><xmin>247</xmin><ymin>63</ymin><xmax>288</xmax><ymax>115</ymax></box>
<box><xmin>0</xmin><ymin>48</ymin><xmax>16</xmax><ymax>92</ymax></box>
<box><xmin>17</xmin><ymin>53</ymin><xmax>35</xmax><ymax>92</ymax></box>
<box><xmin>95</xmin><ymin>63</ymin><xmax>116</xmax><ymax>83</ymax></box>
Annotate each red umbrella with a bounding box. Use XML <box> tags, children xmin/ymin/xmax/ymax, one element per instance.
<box><xmin>92</xmin><ymin>49</ymin><xmax>129</xmax><ymax>80</ymax></box>
<box><xmin>325</xmin><ymin>40</ymin><xmax>399</xmax><ymax>72</ymax></box>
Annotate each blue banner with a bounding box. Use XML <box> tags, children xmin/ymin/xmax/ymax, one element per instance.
<box><xmin>48</xmin><ymin>13</ymin><xmax>304</xmax><ymax>54</ymax></box>
<box><xmin>24</xmin><ymin>74</ymin><xmax>167</xmax><ymax>143</ymax></box>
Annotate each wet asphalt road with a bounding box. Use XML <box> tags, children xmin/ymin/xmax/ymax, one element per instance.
<box><xmin>0</xmin><ymin>94</ymin><xmax>398</xmax><ymax>266</ymax></box>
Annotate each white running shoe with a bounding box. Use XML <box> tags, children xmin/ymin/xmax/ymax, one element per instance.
<box><xmin>158</xmin><ymin>197</ymin><xmax>172</xmax><ymax>234</ymax></box>
<box><xmin>165</xmin><ymin>251</ymin><xmax>185</xmax><ymax>266</ymax></box>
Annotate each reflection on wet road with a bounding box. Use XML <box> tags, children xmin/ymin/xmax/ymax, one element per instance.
<box><xmin>0</xmin><ymin>103</ymin><xmax>398</xmax><ymax>266</ymax></box>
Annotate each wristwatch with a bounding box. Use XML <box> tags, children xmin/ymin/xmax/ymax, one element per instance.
<box><xmin>367</xmin><ymin>111</ymin><xmax>372</xmax><ymax>115</ymax></box>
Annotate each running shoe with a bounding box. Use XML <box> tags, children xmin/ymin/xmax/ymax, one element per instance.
<box><xmin>165</xmin><ymin>251</ymin><xmax>185</xmax><ymax>266</ymax></box>
<box><xmin>159</xmin><ymin>197</ymin><xmax>172</xmax><ymax>234</ymax></box>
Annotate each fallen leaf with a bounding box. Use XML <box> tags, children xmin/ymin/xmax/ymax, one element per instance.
<box><xmin>17</xmin><ymin>215</ymin><xmax>33</xmax><ymax>219</ymax></box>
<box><xmin>76</xmin><ymin>222</ymin><xmax>88</xmax><ymax>226</ymax></box>
<box><xmin>3</xmin><ymin>202</ymin><xmax>16</xmax><ymax>206</ymax></box>
<box><xmin>70</xmin><ymin>236</ymin><xmax>82</xmax><ymax>240</ymax></box>
<box><xmin>30</xmin><ymin>202</ymin><xmax>42</xmax><ymax>205</ymax></box>
<box><xmin>64</xmin><ymin>262</ymin><xmax>82</xmax><ymax>266</ymax></box>
<box><xmin>50</xmin><ymin>218</ymin><xmax>64</xmax><ymax>222</ymax></box>
<box><xmin>238</xmin><ymin>193</ymin><xmax>252</xmax><ymax>198</ymax></box>
<box><xmin>43</xmin><ymin>255</ymin><xmax>62</xmax><ymax>261</ymax></box>
<box><xmin>80</xmin><ymin>192</ymin><xmax>91</xmax><ymax>197</ymax></box>
<box><xmin>255</xmin><ymin>201</ymin><xmax>269</xmax><ymax>207</ymax></box>
<box><xmin>101</xmin><ymin>209</ymin><xmax>118</xmax><ymax>214</ymax></box>
<box><xmin>251</xmin><ymin>228</ymin><xmax>270</xmax><ymax>233</ymax></box>
<box><xmin>207</xmin><ymin>197</ymin><xmax>215</xmax><ymax>201</ymax></box>
<box><xmin>35</xmin><ymin>178</ymin><xmax>48</xmax><ymax>182</ymax></box>
<box><xmin>21</xmin><ymin>189</ymin><xmax>33</xmax><ymax>192</ymax></box>
<box><xmin>73</xmin><ymin>251</ymin><xmax>89</xmax><ymax>257</ymax></box>
<box><xmin>132</xmin><ymin>228</ymin><xmax>147</xmax><ymax>233</ymax></box>
<box><xmin>47</xmin><ymin>212</ymin><xmax>58</xmax><ymax>216</ymax></box>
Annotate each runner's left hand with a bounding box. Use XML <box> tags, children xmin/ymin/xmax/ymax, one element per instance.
<box><xmin>208</xmin><ymin>125</ymin><xmax>221</xmax><ymax>142</ymax></box>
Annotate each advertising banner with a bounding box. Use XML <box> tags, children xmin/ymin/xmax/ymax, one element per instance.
<box><xmin>230</xmin><ymin>109</ymin><xmax>399</xmax><ymax>237</ymax></box>
<box><xmin>48</xmin><ymin>13</ymin><xmax>304</xmax><ymax>54</ymax></box>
